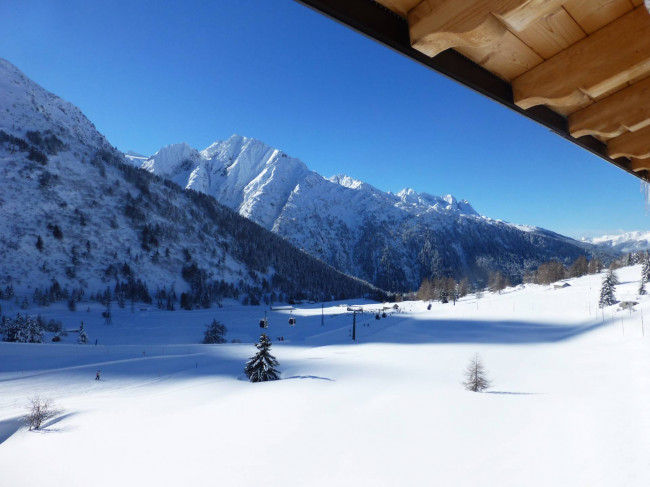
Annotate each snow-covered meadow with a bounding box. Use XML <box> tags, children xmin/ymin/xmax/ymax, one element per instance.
<box><xmin>1</xmin><ymin>266</ymin><xmax>649</xmax><ymax>486</ymax></box>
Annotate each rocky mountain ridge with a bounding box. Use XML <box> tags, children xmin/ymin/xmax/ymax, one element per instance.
<box><xmin>130</xmin><ymin>135</ymin><xmax>609</xmax><ymax>291</ymax></box>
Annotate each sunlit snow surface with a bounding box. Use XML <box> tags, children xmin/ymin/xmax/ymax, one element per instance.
<box><xmin>2</xmin><ymin>266</ymin><xmax>649</xmax><ymax>486</ymax></box>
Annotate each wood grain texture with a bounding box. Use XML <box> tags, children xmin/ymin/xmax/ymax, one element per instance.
<box><xmin>512</xmin><ymin>7</ymin><xmax>650</xmax><ymax>110</ymax></box>
<box><xmin>608</xmin><ymin>124</ymin><xmax>650</xmax><ymax>159</ymax></box>
<box><xmin>515</xmin><ymin>8</ymin><xmax>585</xmax><ymax>59</ymax></box>
<box><xmin>569</xmin><ymin>76</ymin><xmax>650</xmax><ymax>139</ymax></box>
<box><xmin>408</xmin><ymin>0</ymin><xmax>563</xmax><ymax>57</ymax></box>
<box><xmin>457</xmin><ymin>30</ymin><xmax>543</xmax><ymax>81</ymax></box>
<box><xmin>563</xmin><ymin>0</ymin><xmax>633</xmax><ymax>34</ymax></box>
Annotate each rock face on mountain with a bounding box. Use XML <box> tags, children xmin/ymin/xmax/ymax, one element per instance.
<box><xmin>135</xmin><ymin>135</ymin><xmax>607</xmax><ymax>291</ymax></box>
<box><xmin>0</xmin><ymin>58</ymin><xmax>377</xmax><ymax>304</ymax></box>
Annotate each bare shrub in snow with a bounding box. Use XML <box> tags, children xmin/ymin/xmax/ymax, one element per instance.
<box><xmin>24</xmin><ymin>396</ymin><xmax>62</xmax><ymax>431</ymax></box>
<box><xmin>463</xmin><ymin>354</ymin><xmax>491</xmax><ymax>392</ymax></box>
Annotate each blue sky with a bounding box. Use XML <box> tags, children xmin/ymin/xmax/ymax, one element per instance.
<box><xmin>1</xmin><ymin>0</ymin><xmax>648</xmax><ymax>238</ymax></box>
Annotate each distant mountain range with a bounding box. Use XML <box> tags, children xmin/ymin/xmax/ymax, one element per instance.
<box><xmin>582</xmin><ymin>231</ymin><xmax>650</xmax><ymax>253</ymax></box>
<box><xmin>127</xmin><ymin>136</ymin><xmax>613</xmax><ymax>291</ymax></box>
<box><xmin>0</xmin><ymin>58</ymin><xmax>377</xmax><ymax>304</ymax></box>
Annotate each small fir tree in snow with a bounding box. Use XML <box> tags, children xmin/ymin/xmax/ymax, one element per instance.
<box><xmin>639</xmin><ymin>280</ymin><xmax>647</xmax><ymax>296</ymax></box>
<box><xmin>203</xmin><ymin>319</ymin><xmax>227</xmax><ymax>344</ymax></box>
<box><xmin>245</xmin><ymin>333</ymin><xmax>280</xmax><ymax>382</ymax></box>
<box><xmin>26</xmin><ymin>315</ymin><xmax>44</xmax><ymax>343</ymax></box>
<box><xmin>598</xmin><ymin>270</ymin><xmax>618</xmax><ymax>308</ymax></box>
<box><xmin>439</xmin><ymin>287</ymin><xmax>448</xmax><ymax>304</ymax></box>
<box><xmin>463</xmin><ymin>353</ymin><xmax>491</xmax><ymax>392</ymax></box>
<box><xmin>78</xmin><ymin>321</ymin><xmax>88</xmax><ymax>344</ymax></box>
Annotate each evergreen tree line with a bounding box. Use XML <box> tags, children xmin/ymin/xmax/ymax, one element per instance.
<box><xmin>1</xmin><ymin>313</ymin><xmax>46</xmax><ymax>343</ymax></box>
<box><xmin>92</xmin><ymin>145</ymin><xmax>384</xmax><ymax>303</ymax></box>
<box><xmin>315</xmin><ymin>211</ymin><xmax>615</xmax><ymax>292</ymax></box>
<box><xmin>31</xmin><ymin>281</ymin><xmax>84</xmax><ymax>307</ymax></box>
<box><xmin>0</xmin><ymin>129</ymin><xmax>64</xmax><ymax>166</ymax></box>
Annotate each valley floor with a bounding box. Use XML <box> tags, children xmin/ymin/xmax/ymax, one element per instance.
<box><xmin>1</xmin><ymin>266</ymin><xmax>649</xmax><ymax>486</ymax></box>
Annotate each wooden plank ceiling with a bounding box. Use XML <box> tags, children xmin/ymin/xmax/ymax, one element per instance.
<box><xmin>369</xmin><ymin>0</ymin><xmax>650</xmax><ymax>179</ymax></box>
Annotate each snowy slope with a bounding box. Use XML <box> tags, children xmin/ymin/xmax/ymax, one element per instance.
<box><xmin>0</xmin><ymin>59</ymin><xmax>105</xmax><ymax>150</ymax></box>
<box><xmin>0</xmin><ymin>58</ymin><xmax>376</xmax><ymax>302</ymax></box>
<box><xmin>1</xmin><ymin>265</ymin><xmax>648</xmax><ymax>486</ymax></box>
<box><xmin>134</xmin><ymin>137</ymin><xmax>609</xmax><ymax>291</ymax></box>
<box><xmin>583</xmin><ymin>230</ymin><xmax>650</xmax><ymax>253</ymax></box>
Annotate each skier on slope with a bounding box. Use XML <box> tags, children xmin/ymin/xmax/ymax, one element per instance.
<box><xmin>95</xmin><ymin>370</ymin><xmax>100</xmax><ymax>380</ymax></box>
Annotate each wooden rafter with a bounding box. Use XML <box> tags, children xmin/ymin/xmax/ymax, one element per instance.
<box><xmin>297</xmin><ymin>0</ymin><xmax>650</xmax><ymax>183</ymax></box>
<box><xmin>569</xmin><ymin>76</ymin><xmax>650</xmax><ymax>139</ymax></box>
<box><xmin>408</xmin><ymin>0</ymin><xmax>564</xmax><ymax>58</ymax></box>
<box><xmin>608</xmin><ymin>124</ymin><xmax>650</xmax><ymax>159</ymax></box>
<box><xmin>513</xmin><ymin>6</ymin><xmax>650</xmax><ymax>110</ymax></box>
<box><xmin>630</xmin><ymin>158</ymin><xmax>650</xmax><ymax>172</ymax></box>
<box><xmin>562</xmin><ymin>0</ymin><xmax>634</xmax><ymax>34</ymax></box>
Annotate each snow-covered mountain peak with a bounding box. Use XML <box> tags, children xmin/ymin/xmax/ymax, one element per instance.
<box><xmin>583</xmin><ymin>230</ymin><xmax>650</xmax><ymax>252</ymax></box>
<box><xmin>329</xmin><ymin>174</ymin><xmax>367</xmax><ymax>190</ymax></box>
<box><xmin>0</xmin><ymin>58</ymin><xmax>106</xmax><ymax>150</ymax></box>
<box><xmin>135</xmin><ymin>132</ymin><xmax>602</xmax><ymax>290</ymax></box>
<box><xmin>141</xmin><ymin>142</ymin><xmax>200</xmax><ymax>175</ymax></box>
<box><xmin>201</xmin><ymin>134</ymin><xmax>248</xmax><ymax>161</ymax></box>
<box><xmin>395</xmin><ymin>188</ymin><xmax>478</xmax><ymax>216</ymax></box>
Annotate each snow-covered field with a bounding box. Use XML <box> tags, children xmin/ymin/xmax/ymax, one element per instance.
<box><xmin>2</xmin><ymin>266</ymin><xmax>650</xmax><ymax>486</ymax></box>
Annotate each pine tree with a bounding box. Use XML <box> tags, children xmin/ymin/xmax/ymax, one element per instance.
<box><xmin>25</xmin><ymin>315</ymin><xmax>44</xmax><ymax>343</ymax></box>
<box><xmin>203</xmin><ymin>319</ymin><xmax>227</xmax><ymax>344</ymax></box>
<box><xmin>244</xmin><ymin>333</ymin><xmax>280</xmax><ymax>382</ymax></box>
<box><xmin>642</xmin><ymin>254</ymin><xmax>650</xmax><ymax>283</ymax></box>
<box><xmin>463</xmin><ymin>353</ymin><xmax>491</xmax><ymax>392</ymax></box>
<box><xmin>639</xmin><ymin>280</ymin><xmax>646</xmax><ymax>296</ymax></box>
<box><xmin>598</xmin><ymin>270</ymin><xmax>618</xmax><ymax>308</ymax></box>
<box><xmin>78</xmin><ymin>321</ymin><xmax>88</xmax><ymax>344</ymax></box>
<box><xmin>438</xmin><ymin>287</ymin><xmax>448</xmax><ymax>303</ymax></box>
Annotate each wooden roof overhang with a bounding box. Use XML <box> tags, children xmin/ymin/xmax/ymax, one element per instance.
<box><xmin>296</xmin><ymin>0</ymin><xmax>650</xmax><ymax>182</ymax></box>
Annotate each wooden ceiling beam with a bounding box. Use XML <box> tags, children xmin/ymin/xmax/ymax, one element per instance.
<box><xmin>513</xmin><ymin>6</ymin><xmax>650</xmax><ymax>110</ymax></box>
<box><xmin>608</xmin><ymin>124</ymin><xmax>650</xmax><ymax>159</ymax></box>
<box><xmin>629</xmin><ymin>158</ymin><xmax>650</xmax><ymax>172</ymax></box>
<box><xmin>408</xmin><ymin>0</ymin><xmax>564</xmax><ymax>58</ymax></box>
<box><xmin>569</xmin><ymin>76</ymin><xmax>650</xmax><ymax>139</ymax></box>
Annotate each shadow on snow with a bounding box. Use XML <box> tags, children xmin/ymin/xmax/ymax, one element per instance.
<box><xmin>347</xmin><ymin>317</ymin><xmax>611</xmax><ymax>345</ymax></box>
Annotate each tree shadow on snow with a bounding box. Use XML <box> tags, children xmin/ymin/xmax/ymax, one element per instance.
<box><xmin>35</xmin><ymin>412</ymin><xmax>78</xmax><ymax>433</ymax></box>
<box><xmin>356</xmin><ymin>318</ymin><xmax>611</xmax><ymax>345</ymax></box>
<box><xmin>486</xmin><ymin>391</ymin><xmax>541</xmax><ymax>396</ymax></box>
<box><xmin>0</xmin><ymin>416</ymin><xmax>23</xmax><ymax>444</ymax></box>
<box><xmin>285</xmin><ymin>375</ymin><xmax>334</xmax><ymax>381</ymax></box>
